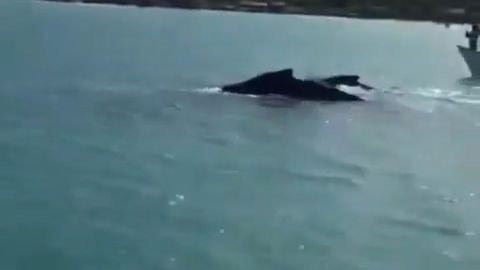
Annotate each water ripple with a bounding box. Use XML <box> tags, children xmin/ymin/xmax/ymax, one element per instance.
<box><xmin>379</xmin><ymin>216</ymin><xmax>466</xmax><ymax>237</ymax></box>
<box><xmin>285</xmin><ymin>170</ymin><xmax>362</xmax><ymax>188</ymax></box>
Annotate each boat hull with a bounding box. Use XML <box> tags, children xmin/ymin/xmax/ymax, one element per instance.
<box><xmin>458</xmin><ymin>45</ymin><xmax>480</xmax><ymax>77</ymax></box>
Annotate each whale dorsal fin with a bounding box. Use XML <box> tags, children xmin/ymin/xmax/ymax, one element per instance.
<box><xmin>256</xmin><ymin>68</ymin><xmax>293</xmax><ymax>80</ymax></box>
<box><xmin>276</xmin><ymin>68</ymin><xmax>294</xmax><ymax>78</ymax></box>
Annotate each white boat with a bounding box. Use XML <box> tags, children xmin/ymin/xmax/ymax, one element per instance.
<box><xmin>457</xmin><ymin>45</ymin><xmax>480</xmax><ymax>77</ymax></box>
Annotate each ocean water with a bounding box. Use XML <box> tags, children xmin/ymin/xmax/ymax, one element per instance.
<box><xmin>1</xmin><ymin>1</ymin><xmax>480</xmax><ymax>269</ymax></box>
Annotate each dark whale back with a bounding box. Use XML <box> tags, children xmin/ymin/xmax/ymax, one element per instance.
<box><xmin>222</xmin><ymin>69</ymin><xmax>367</xmax><ymax>101</ymax></box>
<box><xmin>223</xmin><ymin>69</ymin><xmax>295</xmax><ymax>95</ymax></box>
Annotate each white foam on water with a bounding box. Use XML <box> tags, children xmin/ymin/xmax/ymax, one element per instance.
<box><xmin>465</xmin><ymin>231</ymin><xmax>477</xmax><ymax>237</ymax></box>
<box><xmin>413</xmin><ymin>88</ymin><xmax>462</xmax><ymax>99</ymax></box>
<box><xmin>442</xmin><ymin>250</ymin><xmax>461</xmax><ymax>261</ymax></box>
<box><xmin>71</xmin><ymin>1</ymin><xmax>130</xmax><ymax>10</ymax></box>
<box><xmin>193</xmin><ymin>87</ymin><xmax>222</xmax><ymax>94</ymax></box>
<box><xmin>192</xmin><ymin>87</ymin><xmax>261</xmax><ymax>99</ymax></box>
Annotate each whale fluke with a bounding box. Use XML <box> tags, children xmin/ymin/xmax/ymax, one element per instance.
<box><xmin>321</xmin><ymin>75</ymin><xmax>374</xmax><ymax>91</ymax></box>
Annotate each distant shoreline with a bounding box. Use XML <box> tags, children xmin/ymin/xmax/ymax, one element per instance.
<box><xmin>41</xmin><ymin>0</ymin><xmax>479</xmax><ymax>25</ymax></box>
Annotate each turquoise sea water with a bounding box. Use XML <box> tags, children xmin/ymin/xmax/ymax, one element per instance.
<box><xmin>1</xmin><ymin>1</ymin><xmax>480</xmax><ymax>269</ymax></box>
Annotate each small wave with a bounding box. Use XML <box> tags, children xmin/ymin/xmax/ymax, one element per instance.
<box><xmin>449</xmin><ymin>97</ymin><xmax>480</xmax><ymax>105</ymax></box>
<box><xmin>200</xmin><ymin>135</ymin><xmax>230</xmax><ymax>147</ymax></box>
<box><xmin>214</xmin><ymin>168</ymin><xmax>241</xmax><ymax>175</ymax></box>
<box><xmin>379</xmin><ymin>216</ymin><xmax>465</xmax><ymax>237</ymax></box>
<box><xmin>258</xmin><ymin>95</ymin><xmax>302</xmax><ymax>108</ymax></box>
<box><xmin>286</xmin><ymin>170</ymin><xmax>362</xmax><ymax>188</ymax></box>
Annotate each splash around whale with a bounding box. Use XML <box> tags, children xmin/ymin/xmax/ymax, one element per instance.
<box><xmin>222</xmin><ymin>69</ymin><xmax>373</xmax><ymax>101</ymax></box>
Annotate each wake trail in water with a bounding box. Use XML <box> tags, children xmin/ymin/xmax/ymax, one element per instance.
<box><xmin>189</xmin><ymin>84</ymin><xmax>480</xmax><ymax>107</ymax></box>
<box><xmin>413</xmin><ymin>88</ymin><xmax>480</xmax><ymax>105</ymax></box>
<box><xmin>379</xmin><ymin>86</ymin><xmax>480</xmax><ymax>106</ymax></box>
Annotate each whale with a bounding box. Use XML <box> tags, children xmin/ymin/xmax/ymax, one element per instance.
<box><xmin>221</xmin><ymin>69</ymin><xmax>373</xmax><ymax>101</ymax></box>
